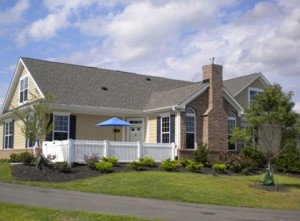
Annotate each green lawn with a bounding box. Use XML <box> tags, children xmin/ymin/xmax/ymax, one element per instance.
<box><xmin>0</xmin><ymin>202</ymin><xmax>158</xmax><ymax>221</ymax></box>
<box><xmin>1</xmin><ymin>161</ymin><xmax>299</xmax><ymax>211</ymax></box>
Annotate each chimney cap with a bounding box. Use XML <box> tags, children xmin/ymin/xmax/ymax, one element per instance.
<box><xmin>209</xmin><ymin>57</ymin><xmax>215</xmax><ymax>64</ymax></box>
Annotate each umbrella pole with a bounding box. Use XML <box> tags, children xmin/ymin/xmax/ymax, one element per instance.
<box><xmin>114</xmin><ymin>126</ymin><xmax>116</xmax><ymax>141</ymax></box>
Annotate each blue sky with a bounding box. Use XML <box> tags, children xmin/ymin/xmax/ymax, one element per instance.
<box><xmin>1</xmin><ymin>0</ymin><xmax>300</xmax><ymax>112</ymax></box>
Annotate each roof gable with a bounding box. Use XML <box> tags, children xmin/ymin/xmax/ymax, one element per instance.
<box><xmin>224</xmin><ymin>73</ymin><xmax>270</xmax><ymax>97</ymax></box>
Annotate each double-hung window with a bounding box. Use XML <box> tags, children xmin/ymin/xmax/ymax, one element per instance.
<box><xmin>161</xmin><ymin>116</ymin><xmax>170</xmax><ymax>143</ymax></box>
<box><xmin>186</xmin><ymin>108</ymin><xmax>196</xmax><ymax>149</ymax></box>
<box><xmin>53</xmin><ymin>115</ymin><xmax>69</xmax><ymax>140</ymax></box>
<box><xmin>248</xmin><ymin>88</ymin><xmax>263</xmax><ymax>104</ymax></box>
<box><xmin>228</xmin><ymin>112</ymin><xmax>237</xmax><ymax>151</ymax></box>
<box><xmin>19</xmin><ymin>76</ymin><xmax>29</xmax><ymax>104</ymax></box>
<box><xmin>4</xmin><ymin>119</ymin><xmax>14</xmax><ymax>149</ymax></box>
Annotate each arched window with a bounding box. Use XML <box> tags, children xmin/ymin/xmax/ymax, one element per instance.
<box><xmin>228</xmin><ymin>112</ymin><xmax>237</xmax><ymax>151</ymax></box>
<box><xmin>186</xmin><ymin>108</ymin><xmax>196</xmax><ymax>149</ymax></box>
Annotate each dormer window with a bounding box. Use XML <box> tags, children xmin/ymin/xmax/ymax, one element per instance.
<box><xmin>248</xmin><ymin>87</ymin><xmax>263</xmax><ymax>104</ymax></box>
<box><xmin>19</xmin><ymin>76</ymin><xmax>29</xmax><ymax>104</ymax></box>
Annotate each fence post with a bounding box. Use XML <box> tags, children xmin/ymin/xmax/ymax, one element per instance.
<box><xmin>104</xmin><ymin>140</ymin><xmax>108</xmax><ymax>158</ymax></box>
<box><xmin>67</xmin><ymin>139</ymin><xmax>73</xmax><ymax>166</ymax></box>
<box><xmin>171</xmin><ymin>143</ymin><xmax>176</xmax><ymax>160</ymax></box>
<box><xmin>137</xmin><ymin>142</ymin><xmax>142</xmax><ymax>159</ymax></box>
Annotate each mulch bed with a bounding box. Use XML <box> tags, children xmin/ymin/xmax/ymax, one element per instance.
<box><xmin>9</xmin><ymin>163</ymin><xmax>213</xmax><ymax>183</ymax></box>
<box><xmin>9</xmin><ymin>163</ymin><xmax>298</xmax><ymax>192</ymax></box>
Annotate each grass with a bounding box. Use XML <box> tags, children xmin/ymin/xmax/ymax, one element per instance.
<box><xmin>1</xmin><ymin>161</ymin><xmax>299</xmax><ymax>211</ymax></box>
<box><xmin>0</xmin><ymin>201</ymin><xmax>157</xmax><ymax>221</ymax></box>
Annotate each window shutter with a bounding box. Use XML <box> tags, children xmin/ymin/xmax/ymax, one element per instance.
<box><xmin>170</xmin><ymin>115</ymin><xmax>175</xmax><ymax>143</ymax></box>
<box><xmin>11</xmin><ymin>120</ymin><xmax>15</xmax><ymax>149</ymax></box>
<box><xmin>69</xmin><ymin>115</ymin><xmax>76</xmax><ymax>140</ymax></box>
<box><xmin>46</xmin><ymin>114</ymin><xmax>53</xmax><ymax>141</ymax></box>
<box><xmin>157</xmin><ymin>117</ymin><xmax>161</xmax><ymax>143</ymax></box>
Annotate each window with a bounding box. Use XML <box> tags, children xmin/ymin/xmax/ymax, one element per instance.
<box><xmin>19</xmin><ymin>76</ymin><xmax>29</xmax><ymax>104</ymax></box>
<box><xmin>248</xmin><ymin>88</ymin><xmax>263</xmax><ymax>103</ymax></box>
<box><xmin>228</xmin><ymin>112</ymin><xmax>236</xmax><ymax>151</ymax></box>
<box><xmin>161</xmin><ymin>116</ymin><xmax>170</xmax><ymax>143</ymax></box>
<box><xmin>186</xmin><ymin>108</ymin><xmax>196</xmax><ymax>149</ymax></box>
<box><xmin>53</xmin><ymin>115</ymin><xmax>69</xmax><ymax>140</ymax></box>
<box><xmin>4</xmin><ymin>120</ymin><xmax>14</xmax><ymax>149</ymax></box>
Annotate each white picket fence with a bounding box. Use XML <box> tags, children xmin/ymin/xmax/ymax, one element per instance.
<box><xmin>42</xmin><ymin>139</ymin><xmax>177</xmax><ymax>165</ymax></box>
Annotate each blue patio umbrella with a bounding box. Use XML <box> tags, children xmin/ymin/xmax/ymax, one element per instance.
<box><xmin>96</xmin><ymin>117</ymin><xmax>131</xmax><ymax>141</ymax></box>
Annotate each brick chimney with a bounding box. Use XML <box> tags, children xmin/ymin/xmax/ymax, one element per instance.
<box><xmin>202</xmin><ymin>63</ymin><xmax>228</xmax><ymax>153</ymax></box>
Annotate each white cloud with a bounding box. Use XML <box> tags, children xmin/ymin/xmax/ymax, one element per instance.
<box><xmin>0</xmin><ymin>0</ymin><xmax>29</xmax><ymax>25</ymax></box>
<box><xmin>294</xmin><ymin>102</ymin><xmax>300</xmax><ymax>114</ymax></box>
<box><xmin>17</xmin><ymin>0</ymin><xmax>96</xmax><ymax>45</ymax></box>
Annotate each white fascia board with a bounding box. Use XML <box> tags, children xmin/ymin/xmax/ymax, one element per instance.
<box><xmin>1</xmin><ymin>59</ymin><xmax>23</xmax><ymax>114</ymax></box>
<box><xmin>0</xmin><ymin>104</ymin><xmax>32</xmax><ymax>120</ymax></box>
<box><xmin>53</xmin><ymin>104</ymin><xmax>145</xmax><ymax>116</ymax></box>
<box><xmin>223</xmin><ymin>87</ymin><xmax>244</xmax><ymax>116</ymax></box>
<box><xmin>177</xmin><ymin>84</ymin><xmax>209</xmax><ymax>109</ymax></box>
<box><xmin>0</xmin><ymin>58</ymin><xmax>44</xmax><ymax>114</ymax></box>
<box><xmin>233</xmin><ymin>73</ymin><xmax>270</xmax><ymax>97</ymax></box>
<box><xmin>22</xmin><ymin>60</ymin><xmax>45</xmax><ymax>99</ymax></box>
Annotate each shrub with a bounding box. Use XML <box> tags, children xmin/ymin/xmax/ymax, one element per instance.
<box><xmin>161</xmin><ymin>159</ymin><xmax>179</xmax><ymax>172</ymax></box>
<box><xmin>96</xmin><ymin>161</ymin><xmax>113</xmax><ymax>173</ymax></box>
<box><xmin>193</xmin><ymin>143</ymin><xmax>209</xmax><ymax>165</ymax></box>
<box><xmin>128</xmin><ymin>161</ymin><xmax>143</xmax><ymax>171</ymax></box>
<box><xmin>273</xmin><ymin>144</ymin><xmax>300</xmax><ymax>173</ymax></box>
<box><xmin>139</xmin><ymin>157</ymin><xmax>156</xmax><ymax>167</ymax></box>
<box><xmin>19</xmin><ymin>152</ymin><xmax>34</xmax><ymax>166</ymax></box>
<box><xmin>179</xmin><ymin>158</ymin><xmax>193</xmax><ymax>167</ymax></box>
<box><xmin>9</xmin><ymin>153</ymin><xmax>21</xmax><ymax>163</ymax></box>
<box><xmin>84</xmin><ymin>154</ymin><xmax>99</xmax><ymax>170</ymax></box>
<box><xmin>100</xmin><ymin>156</ymin><xmax>118</xmax><ymax>165</ymax></box>
<box><xmin>186</xmin><ymin>162</ymin><xmax>203</xmax><ymax>173</ymax></box>
<box><xmin>212</xmin><ymin>163</ymin><xmax>227</xmax><ymax>174</ymax></box>
<box><xmin>240</xmin><ymin>146</ymin><xmax>266</xmax><ymax>168</ymax></box>
<box><xmin>54</xmin><ymin>162</ymin><xmax>71</xmax><ymax>173</ymax></box>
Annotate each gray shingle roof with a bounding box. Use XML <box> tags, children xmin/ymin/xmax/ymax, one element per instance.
<box><xmin>21</xmin><ymin>57</ymin><xmax>263</xmax><ymax>111</ymax></box>
<box><xmin>223</xmin><ymin>73</ymin><xmax>262</xmax><ymax>96</ymax></box>
<box><xmin>22</xmin><ymin>57</ymin><xmax>193</xmax><ymax>110</ymax></box>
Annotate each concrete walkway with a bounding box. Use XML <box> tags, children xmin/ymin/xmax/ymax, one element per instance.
<box><xmin>0</xmin><ymin>182</ymin><xmax>299</xmax><ymax>221</ymax></box>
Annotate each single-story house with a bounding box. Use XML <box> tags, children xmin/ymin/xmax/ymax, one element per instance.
<box><xmin>0</xmin><ymin>57</ymin><xmax>270</xmax><ymax>158</ymax></box>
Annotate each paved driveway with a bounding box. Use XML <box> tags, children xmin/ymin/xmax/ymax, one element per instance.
<box><xmin>0</xmin><ymin>182</ymin><xmax>299</xmax><ymax>221</ymax></box>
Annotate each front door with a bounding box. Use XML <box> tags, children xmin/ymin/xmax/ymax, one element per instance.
<box><xmin>129</xmin><ymin>127</ymin><xmax>142</xmax><ymax>142</ymax></box>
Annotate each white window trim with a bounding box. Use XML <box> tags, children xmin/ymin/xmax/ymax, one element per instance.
<box><xmin>228</xmin><ymin>112</ymin><xmax>237</xmax><ymax>151</ymax></box>
<box><xmin>248</xmin><ymin>87</ymin><xmax>263</xmax><ymax>104</ymax></box>
<box><xmin>4</xmin><ymin>118</ymin><xmax>13</xmax><ymax>149</ymax></box>
<box><xmin>186</xmin><ymin>108</ymin><xmax>196</xmax><ymax>149</ymax></box>
<box><xmin>53</xmin><ymin>112</ymin><xmax>70</xmax><ymax>140</ymax></box>
<box><xmin>19</xmin><ymin>75</ymin><xmax>29</xmax><ymax>105</ymax></box>
<box><xmin>160</xmin><ymin>113</ymin><xmax>170</xmax><ymax>143</ymax></box>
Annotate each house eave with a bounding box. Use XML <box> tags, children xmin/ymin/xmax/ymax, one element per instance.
<box><xmin>53</xmin><ymin>104</ymin><xmax>145</xmax><ymax>116</ymax></box>
<box><xmin>223</xmin><ymin>87</ymin><xmax>244</xmax><ymax>116</ymax></box>
<box><xmin>177</xmin><ymin>84</ymin><xmax>209</xmax><ymax>109</ymax></box>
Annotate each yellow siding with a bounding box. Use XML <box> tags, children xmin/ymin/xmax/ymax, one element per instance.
<box><xmin>148</xmin><ymin>116</ymin><xmax>157</xmax><ymax>143</ymax></box>
<box><xmin>235</xmin><ymin>79</ymin><xmax>266</xmax><ymax>108</ymax></box>
<box><xmin>13</xmin><ymin>119</ymin><xmax>26</xmax><ymax>149</ymax></box>
<box><xmin>9</xmin><ymin>68</ymin><xmax>42</xmax><ymax>110</ymax></box>
<box><xmin>76</xmin><ymin>115</ymin><xmax>122</xmax><ymax>141</ymax></box>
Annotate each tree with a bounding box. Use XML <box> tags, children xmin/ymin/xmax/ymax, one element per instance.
<box><xmin>13</xmin><ymin>93</ymin><xmax>54</xmax><ymax>149</ymax></box>
<box><xmin>231</xmin><ymin>84</ymin><xmax>300</xmax><ymax>170</ymax></box>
